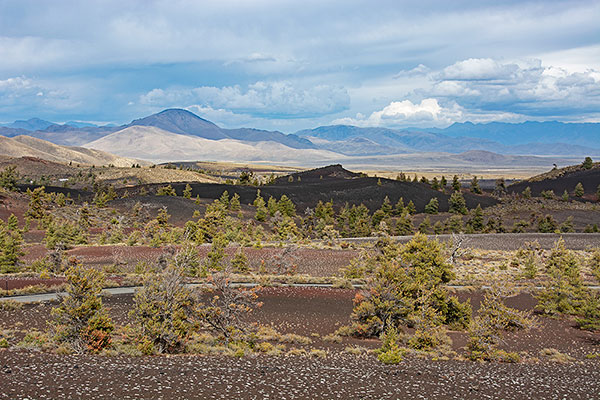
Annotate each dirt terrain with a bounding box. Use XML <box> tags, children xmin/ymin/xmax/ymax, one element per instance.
<box><xmin>0</xmin><ymin>288</ymin><xmax>598</xmax><ymax>400</ymax></box>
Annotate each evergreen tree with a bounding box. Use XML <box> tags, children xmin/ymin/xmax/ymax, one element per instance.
<box><xmin>440</xmin><ymin>176</ymin><xmax>447</xmax><ymax>190</ymax></box>
<box><xmin>51</xmin><ymin>261</ymin><xmax>114</xmax><ymax>353</ymax></box>
<box><xmin>562</xmin><ymin>190</ymin><xmax>569</xmax><ymax>202</ymax></box>
<box><xmin>431</xmin><ymin>177</ymin><xmax>439</xmax><ymax>190</ymax></box>
<box><xmin>0</xmin><ymin>166</ymin><xmax>18</xmax><ymax>191</ymax></box>
<box><xmin>395</xmin><ymin>212</ymin><xmax>414</xmax><ymax>235</ymax></box>
<box><xmin>449</xmin><ymin>192</ymin><xmax>467</xmax><ymax>214</ymax></box>
<box><xmin>574</xmin><ymin>182</ymin><xmax>584</xmax><ymax>197</ymax></box>
<box><xmin>267</xmin><ymin>196</ymin><xmax>278</xmax><ymax>216</ymax></box>
<box><xmin>418</xmin><ymin>216</ymin><xmax>431</xmax><ymax>234</ymax></box>
<box><xmin>393</xmin><ymin>197</ymin><xmax>405</xmax><ymax>216</ymax></box>
<box><xmin>470</xmin><ymin>176</ymin><xmax>482</xmax><ymax>194</ymax></box>
<box><xmin>424</xmin><ymin>198</ymin><xmax>439</xmax><ymax>214</ymax></box>
<box><xmin>452</xmin><ymin>175</ymin><xmax>461</xmax><ymax>191</ymax></box>
<box><xmin>182</xmin><ymin>184</ymin><xmax>192</xmax><ymax>199</ymax></box>
<box><xmin>582</xmin><ymin>156</ymin><xmax>594</xmax><ymax>169</ymax></box>
<box><xmin>467</xmin><ymin>204</ymin><xmax>484</xmax><ymax>232</ymax></box>
<box><xmin>522</xmin><ymin>187</ymin><xmax>532</xmax><ymax>199</ymax></box>
<box><xmin>229</xmin><ymin>193</ymin><xmax>241</xmax><ymax>211</ymax></box>
<box><xmin>278</xmin><ymin>194</ymin><xmax>296</xmax><ymax>217</ymax></box>
<box><xmin>406</xmin><ymin>200</ymin><xmax>416</xmax><ymax>215</ymax></box>
<box><xmin>253</xmin><ymin>190</ymin><xmax>267</xmax><ymax>222</ymax></box>
<box><xmin>380</xmin><ymin>196</ymin><xmax>392</xmax><ymax>215</ymax></box>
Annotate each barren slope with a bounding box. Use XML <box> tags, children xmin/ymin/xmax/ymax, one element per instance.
<box><xmin>84</xmin><ymin>126</ymin><xmax>346</xmax><ymax>164</ymax></box>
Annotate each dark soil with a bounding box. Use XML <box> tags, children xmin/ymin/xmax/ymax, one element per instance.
<box><xmin>112</xmin><ymin>165</ymin><xmax>498</xmax><ymax>213</ymax></box>
<box><xmin>508</xmin><ymin>164</ymin><xmax>600</xmax><ymax>197</ymax></box>
<box><xmin>0</xmin><ymin>288</ymin><xmax>598</xmax><ymax>399</ymax></box>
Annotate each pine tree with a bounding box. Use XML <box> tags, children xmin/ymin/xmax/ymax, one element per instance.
<box><xmin>380</xmin><ymin>196</ymin><xmax>392</xmax><ymax>215</ymax></box>
<box><xmin>449</xmin><ymin>192</ymin><xmax>467</xmax><ymax>214</ymax></box>
<box><xmin>406</xmin><ymin>200</ymin><xmax>416</xmax><ymax>215</ymax></box>
<box><xmin>440</xmin><ymin>176</ymin><xmax>447</xmax><ymax>190</ymax></box>
<box><xmin>452</xmin><ymin>175</ymin><xmax>461</xmax><ymax>191</ymax></box>
<box><xmin>182</xmin><ymin>184</ymin><xmax>193</xmax><ymax>199</ymax></box>
<box><xmin>574</xmin><ymin>182</ymin><xmax>584</xmax><ymax>197</ymax></box>
<box><xmin>467</xmin><ymin>204</ymin><xmax>484</xmax><ymax>232</ymax></box>
<box><xmin>394</xmin><ymin>197</ymin><xmax>405</xmax><ymax>216</ymax></box>
<box><xmin>278</xmin><ymin>195</ymin><xmax>296</xmax><ymax>217</ymax></box>
<box><xmin>470</xmin><ymin>176</ymin><xmax>482</xmax><ymax>194</ymax></box>
<box><xmin>424</xmin><ymin>198</ymin><xmax>439</xmax><ymax>214</ymax></box>
<box><xmin>229</xmin><ymin>193</ymin><xmax>241</xmax><ymax>211</ymax></box>
<box><xmin>51</xmin><ymin>260</ymin><xmax>114</xmax><ymax>353</ymax></box>
<box><xmin>253</xmin><ymin>190</ymin><xmax>267</xmax><ymax>222</ymax></box>
<box><xmin>522</xmin><ymin>187</ymin><xmax>532</xmax><ymax>199</ymax></box>
<box><xmin>582</xmin><ymin>156</ymin><xmax>594</xmax><ymax>169</ymax></box>
<box><xmin>267</xmin><ymin>196</ymin><xmax>278</xmax><ymax>216</ymax></box>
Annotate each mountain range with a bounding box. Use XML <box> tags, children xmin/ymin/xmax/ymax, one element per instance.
<box><xmin>1</xmin><ymin>109</ymin><xmax>599</xmax><ymax>167</ymax></box>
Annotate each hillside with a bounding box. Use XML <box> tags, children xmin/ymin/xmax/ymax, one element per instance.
<box><xmin>126</xmin><ymin>164</ymin><xmax>497</xmax><ymax>212</ymax></box>
<box><xmin>84</xmin><ymin>125</ymin><xmax>344</xmax><ymax>165</ymax></box>
<box><xmin>508</xmin><ymin>161</ymin><xmax>600</xmax><ymax>197</ymax></box>
<box><xmin>0</xmin><ymin>135</ymin><xmax>142</xmax><ymax>167</ymax></box>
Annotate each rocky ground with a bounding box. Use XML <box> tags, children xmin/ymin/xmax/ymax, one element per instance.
<box><xmin>0</xmin><ymin>288</ymin><xmax>598</xmax><ymax>399</ymax></box>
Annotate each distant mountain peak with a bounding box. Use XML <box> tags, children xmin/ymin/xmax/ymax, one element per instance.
<box><xmin>129</xmin><ymin>108</ymin><xmax>225</xmax><ymax>139</ymax></box>
<box><xmin>4</xmin><ymin>117</ymin><xmax>55</xmax><ymax>131</ymax></box>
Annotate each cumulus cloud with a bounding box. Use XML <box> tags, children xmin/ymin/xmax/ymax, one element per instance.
<box><xmin>426</xmin><ymin>58</ymin><xmax>600</xmax><ymax>117</ymax></box>
<box><xmin>140</xmin><ymin>81</ymin><xmax>350</xmax><ymax>118</ymax></box>
<box><xmin>332</xmin><ymin>99</ymin><xmax>463</xmax><ymax>127</ymax></box>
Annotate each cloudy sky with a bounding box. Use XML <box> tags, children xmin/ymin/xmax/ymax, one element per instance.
<box><xmin>1</xmin><ymin>0</ymin><xmax>599</xmax><ymax>132</ymax></box>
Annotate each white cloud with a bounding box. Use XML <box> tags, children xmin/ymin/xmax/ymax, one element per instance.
<box><xmin>424</xmin><ymin>58</ymin><xmax>600</xmax><ymax>117</ymax></box>
<box><xmin>140</xmin><ymin>81</ymin><xmax>350</xmax><ymax>118</ymax></box>
<box><xmin>332</xmin><ymin>99</ymin><xmax>463</xmax><ymax>127</ymax></box>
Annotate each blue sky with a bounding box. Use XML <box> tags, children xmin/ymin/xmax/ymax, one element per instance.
<box><xmin>1</xmin><ymin>0</ymin><xmax>599</xmax><ymax>132</ymax></box>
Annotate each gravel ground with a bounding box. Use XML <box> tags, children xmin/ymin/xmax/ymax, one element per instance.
<box><xmin>0</xmin><ymin>350</ymin><xmax>598</xmax><ymax>399</ymax></box>
<box><xmin>0</xmin><ymin>289</ymin><xmax>599</xmax><ymax>399</ymax></box>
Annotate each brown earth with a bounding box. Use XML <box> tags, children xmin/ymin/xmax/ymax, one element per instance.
<box><xmin>0</xmin><ymin>288</ymin><xmax>598</xmax><ymax>399</ymax></box>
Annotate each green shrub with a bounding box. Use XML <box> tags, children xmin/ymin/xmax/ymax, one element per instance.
<box><xmin>51</xmin><ymin>261</ymin><xmax>114</xmax><ymax>354</ymax></box>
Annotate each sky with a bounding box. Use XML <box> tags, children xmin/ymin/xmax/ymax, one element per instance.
<box><xmin>1</xmin><ymin>0</ymin><xmax>599</xmax><ymax>132</ymax></box>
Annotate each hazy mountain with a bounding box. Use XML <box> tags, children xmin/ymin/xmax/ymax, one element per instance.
<box><xmin>298</xmin><ymin>125</ymin><xmax>500</xmax><ymax>153</ymax></box>
<box><xmin>429</xmin><ymin>121</ymin><xmax>600</xmax><ymax>147</ymax></box>
<box><xmin>0</xmin><ymin>135</ymin><xmax>142</xmax><ymax>167</ymax></box>
<box><xmin>84</xmin><ymin>125</ymin><xmax>343</xmax><ymax>164</ymax></box>
<box><xmin>65</xmin><ymin>121</ymin><xmax>99</xmax><ymax>128</ymax></box>
<box><xmin>298</xmin><ymin>124</ymin><xmax>600</xmax><ymax>156</ymax></box>
<box><xmin>3</xmin><ymin>117</ymin><xmax>55</xmax><ymax>131</ymax></box>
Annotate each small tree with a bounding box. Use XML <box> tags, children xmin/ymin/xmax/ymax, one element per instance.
<box><xmin>51</xmin><ymin>260</ymin><xmax>114</xmax><ymax>353</ymax></box>
<box><xmin>157</xmin><ymin>184</ymin><xmax>177</xmax><ymax>196</ymax></box>
<box><xmin>470</xmin><ymin>176</ymin><xmax>482</xmax><ymax>194</ymax></box>
<box><xmin>0</xmin><ymin>216</ymin><xmax>24</xmax><ymax>273</ymax></box>
<box><xmin>574</xmin><ymin>182</ymin><xmax>584</xmax><ymax>197</ymax></box>
<box><xmin>467</xmin><ymin>280</ymin><xmax>535</xmax><ymax>361</ymax></box>
<box><xmin>452</xmin><ymin>175</ymin><xmax>461</xmax><ymax>191</ymax></box>
<box><xmin>522</xmin><ymin>187</ymin><xmax>532</xmax><ymax>199</ymax></box>
<box><xmin>582</xmin><ymin>156</ymin><xmax>593</xmax><ymax>169</ymax></box>
<box><xmin>0</xmin><ymin>166</ymin><xmax>18</xmax><ymax>191</ymax></box>
<box><xmin>466</xmin><ymin>204</ymin><xmax>484</xmax><ymax>232</ymax></box>
<box><xmin>182</xmin><ymin>184</ymin><xmax>193</xmax><ymax>199</ymax></box>
<box><xmin>130</xmin><ymin>264</ymin><xmax>195</xmax><ymax>354</ymax></box>
<box><xmin>424</xmin><ymin>198</ymin><xmax>439</xmax><ymax>214</ymax></box>
<box><xmin>536</xmin><ymin>239</ymin><xmax>585</xmax><ymax>316</ymax></box>
<box><xmin>253</xmin><ymin>190</ymin><xmax>267</xmax><ymax>222</ymax></box>
<box><xmin>449</xmin><ymin>192</ymin><xmax>467</xmax><ymax>215</ymax></box>
<box><xmin>197</xmin><ymin>269</ymin><xmax>262</xmax><ymax>339</ymax></box>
